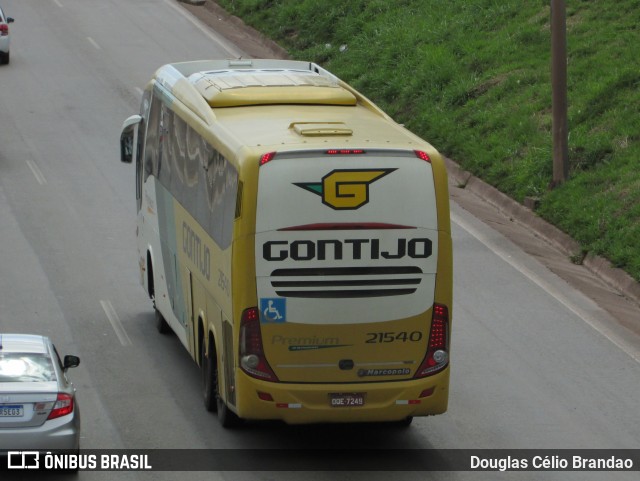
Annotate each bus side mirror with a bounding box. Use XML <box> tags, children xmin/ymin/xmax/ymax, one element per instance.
<box><xmin>120</xmin><ymin>115</ymin><xmax>142</xmax><ymax>164</ymax></box>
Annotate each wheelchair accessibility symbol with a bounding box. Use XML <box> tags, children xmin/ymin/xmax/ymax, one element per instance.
<box><xmin>260</xmin><ymin>298</ymin><xmax>286</xmax><ymax>323</ymax></box>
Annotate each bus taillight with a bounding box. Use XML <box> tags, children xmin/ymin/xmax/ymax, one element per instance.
<box><xmin>325</xmin><ymin>149</ymin><xmax>365</xmax><ymax>155</ymax></box>
<box><xmin>414</xmin><ymin>303</ymin><xmax>449</xmax><ymax>378</ymax></box>
<box><xmin>259</xmin><ymin>152</ymin><xmax>276</xmax><ymax>166</ymax></box>
<box><xmin>239</xmin><ymin>307</ymin><xmax>279</xmax><ymax>382</ymax></box>
<box><xmin>414</xmin><ymin>150</ymin><xmax>431</xmax><ymax>162</ymax></box>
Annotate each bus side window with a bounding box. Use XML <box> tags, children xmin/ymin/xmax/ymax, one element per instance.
<box><xmin>144</xmin><ymin>95</ymin><xmax>162</xmax><ymax>179</ymax></box>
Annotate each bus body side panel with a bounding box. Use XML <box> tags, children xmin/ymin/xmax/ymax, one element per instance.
<box><xmin>172</xmin><ymin>198</ymin><xmax>233</xmax><ymax>366</ymax></box>
<box><xmin>138</xmin><ymin>83</ymin><xmax>239</xmax><ymax>369</ymax></box>
<box><xmin>430</xmin><ymin>151</ymin><xmax>453</xmax><ymax>325</ymax></box>
<box><xmin>140</xmin><ymin>176</ymin><xmax>190</xmax><ymax>350</ymax></box>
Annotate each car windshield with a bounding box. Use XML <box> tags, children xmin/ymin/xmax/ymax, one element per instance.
<box><xmin>0</xmin><ymin>353</ymin><xmax>56</xmax><ymax>382</ymax></box>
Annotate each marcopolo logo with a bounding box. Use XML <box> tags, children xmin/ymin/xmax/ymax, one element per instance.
<box><xmin>294</xmin><ymin>169</ymin><xmax>396</xmax><ymax>210</ymax></box>
<box><xmin>358</xmin><ymin>368</ymin><xmax>411</xmax><ymax>377</ymax></box>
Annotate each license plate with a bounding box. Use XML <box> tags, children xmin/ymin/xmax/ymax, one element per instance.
<box><xmin>330</xmin><ymin>393</ymin><xmax>365</xmax><ymax>407</ymax></box>
<box><xmin>0</xmin><ymin>405</ymin><xmax>24</xmax><ymax>417</ymax></box>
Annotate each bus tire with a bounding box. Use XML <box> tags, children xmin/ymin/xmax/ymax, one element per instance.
<box><xmin>396</xmin><ymin>416</ymin><xmax>413</xmax><ymax>427</ymax></box>
<box><xmin>202</xmin><ymin>340</ymin><xmax>217</xmax><ymax>412</ymax></box>
<box><xmin>216</xmin><ymin>390</ymin><xmax>242</xmax><ymax>428</ymax></box>
<box><xmin>214</xmin><ymin>361</ymin><xmax>242</xmax><ymax>428</ymax></box>
<box><xmin>155</xmin><ymin>308</ymin><xmax>171</xmax><ymax>334</ymax></box>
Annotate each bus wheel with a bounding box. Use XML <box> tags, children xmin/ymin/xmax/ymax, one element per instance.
<box><xmin>215</xmin><ymin>367</ymin><xmax>242</xmax><ymax>428</ymax></box>
<box><xmin>202</xmin><ymin>341</ymin><xmax>217</xmax><ymax>412</ymax></box>
<box><xmin>396</xmin><ymin>416</ymin><xmax>413</xmax><ymax>427</ymax></box>
<box><xmin>216</xmin><ymin>390</ymin><xmax>242</xmax><ymax>428</ymax></box>
<box><xmin>155</xmin><ymin>308</ymin><xmax>171</xmax><ymax>334</ymax></box>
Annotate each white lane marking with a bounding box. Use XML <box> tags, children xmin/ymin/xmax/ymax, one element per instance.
<box><xmin>26</xmin><ymin>160</ymin><xmax>47</xmax><ymax>185</ymax></box>
<box><xmin>163</xmin><ymin>0</ymin><xmax>244</xmax><ymax>57</ymax></box>
<box><xmin>87</xmin><ymin>37</ymin><xmax>101</xmax><ymax>50</ymax></box>
<box><xmin>101</xmin><ymin>300</ymin><xmax>132</xmax><ymax>346</ymax></box>
<box><xmin>451</xmin><ymin>210</ymin><xmax>640</xmax><ymax>364</ymax></box>
<box><xmin>53</xmin><ymin>0</ymin><xmax>64</xmax><ymax>7</ymax></box>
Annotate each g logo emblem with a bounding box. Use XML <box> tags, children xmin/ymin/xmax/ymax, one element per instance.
<box><xmin>295</xmin><ymin>169</ymin><xmax>395</xmax><ymax>210</ymax></box>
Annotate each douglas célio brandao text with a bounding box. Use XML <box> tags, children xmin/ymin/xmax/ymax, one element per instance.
<box><xmin>470</xmin><ymin>454</ymin><xmax>634</xmax><ymax>471</ymax></box>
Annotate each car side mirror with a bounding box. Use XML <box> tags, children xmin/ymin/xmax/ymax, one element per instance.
<box><xmin>63</xmin><ymin>355</ymin><xmax>80</xmax><ymax>371</ymax></box>
<box><xmin>7</xmin><ymin>18</ymin><xmax>14</xmax><ymax>24</ymax></box>
<box><xmin>120</xmin><ymin>114</ymin><xmax>142</xmax><ymax>164</ymax></box>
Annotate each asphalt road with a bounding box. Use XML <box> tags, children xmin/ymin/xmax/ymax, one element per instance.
<box><xmin>0</xmin><ymin>1</ymin><xmax>639</xmax><ymax>480</ymax></box>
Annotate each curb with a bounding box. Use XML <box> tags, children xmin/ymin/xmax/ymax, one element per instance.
<box><xmin>444</xmin><ymin>157</ymin><xmax>640</xmax><ymax>307</ymax></box>
<box><xmin>194</xmin><ymin>1</ymin><xmax>289</xmax><ymax>60</ymax></box>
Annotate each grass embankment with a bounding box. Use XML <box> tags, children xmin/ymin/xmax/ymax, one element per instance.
<box><xmin>216</xmin><ymin>0</ymin><xmax>640</xmax><ymax>282</ymax></box>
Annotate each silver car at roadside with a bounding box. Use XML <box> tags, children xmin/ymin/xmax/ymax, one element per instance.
<box><xmin>0</xmin><ymin>334</ymin><xmax>80</xmax><ymax>451</ymax></box>
<box><xmin>0</xmin><ymin>4</ymin><xmax>14</xmax><ymax>65</ymax></box>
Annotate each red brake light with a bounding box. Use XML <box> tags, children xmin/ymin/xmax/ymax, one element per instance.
<box><xmin>414</xmin><ymin>303</ymin><xmax>449</xmax><ymax>378</ymax></box>
<box><xmin>239</xmin><ymin>307</ymin><xmax>278</xmax><ymax>382</ymax></box>
<box><xmin>47</xmin><ymin>393</ymin><xmax>74</xmax><ymax>420</ymax></box>
<box><xmin>414</xmin><ymin>150</ymin><xmax>431</xmax><ymax>162</ymax></box>
<box><xmin>326</xmin><ymin>149</ymin><xmax>365</xmax><ymax>155</ymax></box>
<box><xmin>0</xmin><ymin>25</ymin><xmax>8</xmax><ymax>36</ymax></box>
<box><xmin>259</xmin><ymin>152</ymin><xmax>276</xmax><ymax>166</ymax></box>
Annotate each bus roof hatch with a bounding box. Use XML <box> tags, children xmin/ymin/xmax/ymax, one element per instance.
<box><xmin>188</xmin><ymin>69</ymin><xmax>357</xmax><ymax>108</ymax></box>
<box><xmin>290</xmin><ymin>122</ymin><xmax>353</xmax><ymax>137</ymax></box>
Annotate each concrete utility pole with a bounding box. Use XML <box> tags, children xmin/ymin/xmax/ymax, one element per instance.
<box><xmin>551</xmin><ymin>0</ymin><xmax>569</xmax><ymax>187</ymax></box>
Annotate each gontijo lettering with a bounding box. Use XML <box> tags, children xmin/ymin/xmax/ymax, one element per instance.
<box><xmin>182</xmin><ymin>221</ymin><xmax>211</xmax><ymax>280</ymax></box>
<box><xmin>263</xmin><ymin>238</ymin><xmax>432</xmax><ymax>261</ymax></box>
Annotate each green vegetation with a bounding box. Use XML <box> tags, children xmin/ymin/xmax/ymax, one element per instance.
<box><xmin>216</xmin><ymin>0</ymin><xmax>640</xmax><ymax>281</ymax></box>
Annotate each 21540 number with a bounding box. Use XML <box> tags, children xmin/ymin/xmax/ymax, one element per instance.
<box><xmin>365</xmin><ymin>331</ymin><xmax>423</xmax><ymax>343</ymax></box>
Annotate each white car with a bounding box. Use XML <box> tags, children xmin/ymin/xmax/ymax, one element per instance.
<box><xmin>0</xmin><ymin>5</ymin><xmax>14</xmax><ymax>65</ymax></box>
<box><xmin>0</xmin><ymin>334</ymin><xmax>81</xmax><ymax>451</ymax></box>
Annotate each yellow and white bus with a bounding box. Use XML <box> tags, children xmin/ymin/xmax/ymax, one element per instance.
<box><xmin>120</xmin><ymin>59</ymin><xmax>452</xmax><ymax>427</ymax></box>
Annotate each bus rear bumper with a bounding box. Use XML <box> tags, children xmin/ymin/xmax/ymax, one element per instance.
<box><xmin>233</xmin><ymin>368</ymin><xmax>449</xmax><ymax>424</ymax></box>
